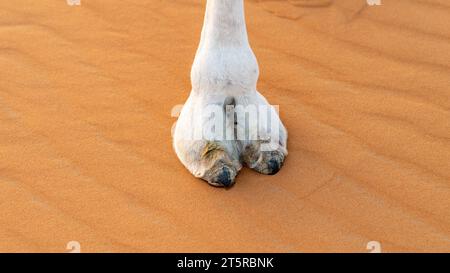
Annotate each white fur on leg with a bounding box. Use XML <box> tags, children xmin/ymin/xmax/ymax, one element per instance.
<box><xmin>173</xmin><ymin>0</ymin><xmax>288</xmax><ymax>186</ymax></box>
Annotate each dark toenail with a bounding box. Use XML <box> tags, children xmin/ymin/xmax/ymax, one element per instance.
<box><xmin>268</xmin><ymin>159</ymin><xmax>281</xmax><ymax>175</ymax></box>
<box><xmin>216</xmin><ymin>167</ymin><xmax>232</xmax><ymax>187</ymax></box>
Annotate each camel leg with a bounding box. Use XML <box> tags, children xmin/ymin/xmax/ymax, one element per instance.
<box><xmin>173</xmin><ymin>94</ymin><xmax>242</xmax><ymax>187</ymax></box>
<box><xmin>238</xmin><ymin>91</ymin><xmax>288</xmax><ymax>175</ymax></box>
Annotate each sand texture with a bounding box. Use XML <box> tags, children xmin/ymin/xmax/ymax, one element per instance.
<box><xmin>0</xmin><ymin>0</ymin><xmax>449</xmax><ymax>252</ymax></box>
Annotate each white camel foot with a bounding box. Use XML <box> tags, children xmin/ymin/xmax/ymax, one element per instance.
<box><xmin>173</xmin><ymin>0</ymin><xmax>288</xmax><ymax>187</ymax></box>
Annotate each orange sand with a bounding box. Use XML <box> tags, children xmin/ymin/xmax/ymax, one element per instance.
<box><xmin>0</xmin><ymin>0</ymin><xmax>449</xmax><ymax>252</ymax></box>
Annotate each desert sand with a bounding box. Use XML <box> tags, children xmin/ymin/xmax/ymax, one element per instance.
<box><xmin>0</xmin><ymin>0</ymin><xmax>449</xmax><ymax>252</ymax></box>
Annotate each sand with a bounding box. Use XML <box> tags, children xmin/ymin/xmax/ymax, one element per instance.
<box><xmin>0</xmin><ymin>0</ymin><xmax>449</xmax><ymax>252</ymax></box>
